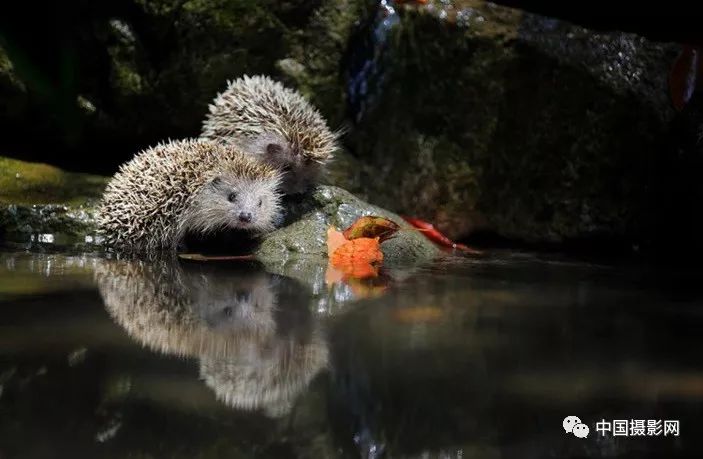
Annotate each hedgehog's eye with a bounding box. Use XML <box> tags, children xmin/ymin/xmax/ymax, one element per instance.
<box><xmin>281</xmin><ymin>165</ymin><xmax>292</xmax><ymax>173</ymax></box>
<box><xmin>223</xmin><ymin>306</ymin><xmax>233</xmax><ymax>317</ymax></box>
<box><xmin>266</xmin><ymin>143</ymin><xmax>283</xmax><ymax>156</ymax></box>
<box><xmin>236</xmin><ymin>291</ymin><xmax>250</xmax><ymax>302</ymax></box>
<box><xmin>227</xmin><ymin>192</ymin><xmax>237</xmax><ymax>202</ymax></box>
<box><xmin>258</xmin><ymin>198</ymin><xmax>263</xmax><ymax>207</ymax></box>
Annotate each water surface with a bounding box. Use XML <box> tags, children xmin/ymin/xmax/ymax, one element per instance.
<box><xmin>0</xmin><ymin>250</ymin><xmax>701</xmax><ymax>458</ymax></box>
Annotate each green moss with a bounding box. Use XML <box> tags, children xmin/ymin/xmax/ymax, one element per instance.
<box><xmin>0</xmin><ymin>157</ymin><xmax>106</xmax><ymax>205</ymax></box>
<box><xmin>282</xmin><ymin>0</ymin><xmax>369</xmax><ymax>125</ymax></box>
<box><xmin>0</xmin><ymin>44</ymin><xmax>28</xmax><ymax>123</ymax></box>
<box><xmin>0</xmin><ymin>45</ymin><xmax>26</xmax><ymax>91</ymax></box>
<box><xmin>107</xmin><ymin>20</ymin><xmax>144</xmax><ymax>97</ymax></box>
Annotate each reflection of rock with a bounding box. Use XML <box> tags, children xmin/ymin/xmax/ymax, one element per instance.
<box><xmin>95</xmin><ymin>258</ymin><xmax>328</xmax><ymax>417</ymax></box>
<box><xmin>0</xmin><ymin>251</ymin><xmax>100</xmax><ymax>297</ymax></box>
<box><xmin>261</xmin><ymin>255</ymin><xmax>420</xmax><ymax>316</ymax></box>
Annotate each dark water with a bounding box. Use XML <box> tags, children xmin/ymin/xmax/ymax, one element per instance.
<box><xmin>0</xmin><ymin>250</ymin><xmax>702</xmax><ymax>459</ymax></box>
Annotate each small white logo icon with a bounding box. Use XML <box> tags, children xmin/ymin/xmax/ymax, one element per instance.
<box><xmin>563</xmin><ymin>416</ymin><xmax>590</xmax><ymax>438</ymax></box>
<box><xmin>573</xmin><ymin>423</ymin><xmax>590</xmax><ymax>438</ymax></box>
<box><xmin>563</xmin><ymin>416</ymin><xmax>581</xmax><ymax>433</ymax></box>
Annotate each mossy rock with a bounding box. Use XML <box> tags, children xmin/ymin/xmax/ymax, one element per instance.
<box><xmin>257</xmin><ymin>186</ymin><xmax>439</xmax><ymax>266</ymax></box>
<box><xmin>0</xmin><ymin>157</ymin><xmax>106</xmax><ymax>205</ymax></box>
<box><xmin>331</xmin><ymin>0</ymin><xmax>678</xmax><ymax>248</ymax></box>
<box><xmin>0</xmin><ymin>156</ymin><xmax>105</xmax><ymax>243</ymax></box>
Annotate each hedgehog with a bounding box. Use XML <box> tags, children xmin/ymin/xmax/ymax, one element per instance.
<box><xmin>95</xmin><ymin>258</ymin><xmax>329</xmax><ymax>418</ymax></box>
<box><xmin>200</xmin><ymin>338</ymin><xmax>329</xmax><ymax>418</ymax></box>
<box><xmin>95</xmin><ymin>258</ymin><xmax>282</xmax><ymax>357</ymax></box>
<box><xmin>98</xmin><ymin>139</ymin><xmax>283</xmax><ymax>251</ymax></box>
<box><xmin>201</xmin><ymin>75</ymin><xmax>339</xmax><ymax>195</ymax></box>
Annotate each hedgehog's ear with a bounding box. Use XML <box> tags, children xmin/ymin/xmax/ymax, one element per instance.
<box><xmin>210</xmin><ymin>177</ymin><xmax>223</xmax><ymax>188</ymax></box>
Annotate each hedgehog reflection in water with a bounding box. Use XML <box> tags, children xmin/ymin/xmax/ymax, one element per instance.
<box><xmin>201</xmin><ymin>75</ymin><xmax>339</xmax><ymax>194</ymax></box>
<box><xmin>98</xmin><ymin>139</ymin><xmax>283</xmax><ymax>252</ymax></box>
<box><xmin>95</xmin><ymin>259</ymin><xmax>328</xmax><ymax>417</ymax></box>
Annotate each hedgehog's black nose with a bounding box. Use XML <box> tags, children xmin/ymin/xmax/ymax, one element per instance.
<box><xmin>238</xmin><ymin>212</ymin><xmax>252</xmax><ymax>223</ymax></box>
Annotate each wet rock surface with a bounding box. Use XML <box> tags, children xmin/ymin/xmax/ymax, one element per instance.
<box><xmin>0</xmin><ymin>157</ymin><xmax>105</xmax><ymax>244</ymax></box>
<box><xmin>257</xmin><ymin>186</ymin><xmax>439</xmax><ymax>265</ymax></box>
<box><xmin>330</xmin><ymin>0</ymin><xmax>679</xmax><ymax>247</ymax></box>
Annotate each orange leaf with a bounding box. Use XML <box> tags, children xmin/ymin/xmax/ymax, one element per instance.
<box><xmin>335</xmin><ymin>260</ymin><xmax>380</xmax><ymax>279</ymax></box>
<box><xmin>330</xmin><ymin>237</ymin><xmax>383</xmax><ymax>279</ymax></box>
<box><xmin>343</xmin><ymin>216</ymin><xmax>400</xmax><ymax>242</ymax></box>
<box><xmin>332</xmin><ymin>237</ymin><xmax>383</xmax><ymax>265</ymax></box>
<box><xmin>347</xmin><ymin>278</ymin><xmax>388</xmax><ymax>298</ymax></box>
<box><xmin>327</xmin><ymin>226</ymin><xmax>348</xmax><ymax>258</ymax></box>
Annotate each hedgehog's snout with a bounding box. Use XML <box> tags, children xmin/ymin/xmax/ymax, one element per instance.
<box><xmin>238</xmin><ymin>211</ymin><xmax>253</xmax><ymax>223</ymax></box>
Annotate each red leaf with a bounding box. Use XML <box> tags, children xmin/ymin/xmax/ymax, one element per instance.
<box><xmin>403</xmin><ymin>216</ymin><xmax>481</xmax><ymax>254</ymax></box>
<box><xmin>669</xmin><ymin>45</ymin><xmax>702</xmax><ymax>111</ymax></box>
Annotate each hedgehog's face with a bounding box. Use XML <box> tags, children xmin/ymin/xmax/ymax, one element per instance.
<box><xmin>186</xmin><ymin>175</ymin><xmax>281</xmax><ymax>234</ymax></box>
<box><xmin>265</xmin><ymin>140</ymin><xmax>322</xmax><ymax>195</ymax></box>
<box><xmin>191</xmin><ymin>273</ymin><xmax>277</xmax><ymax>336</ymax></box>
<box><xmin>242</xmin><ymin>132</ymin><xmax>326</xmax><ymax>195</ymax></box>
